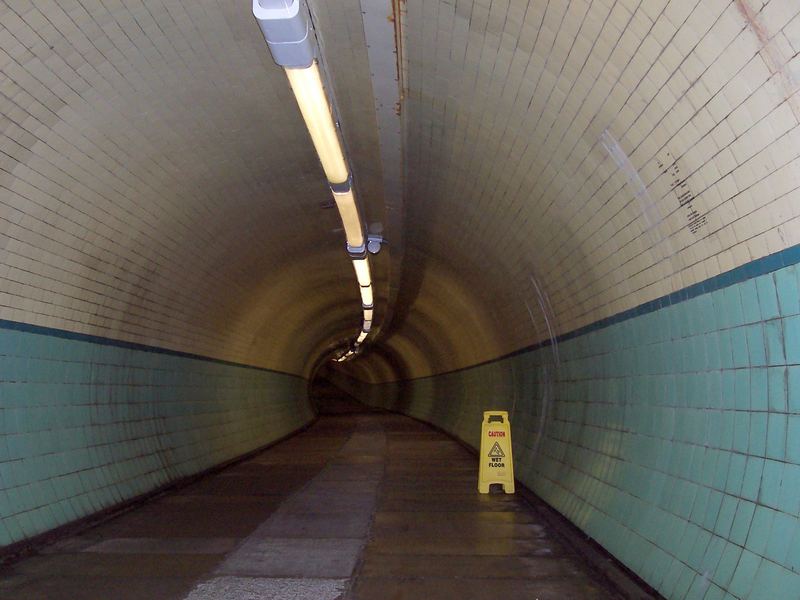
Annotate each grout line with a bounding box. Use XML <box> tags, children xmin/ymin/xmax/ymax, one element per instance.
<box><xmin>0</xmin><ymin>318</ymin><xmax>303</xmax><ymax>378</ymax></box>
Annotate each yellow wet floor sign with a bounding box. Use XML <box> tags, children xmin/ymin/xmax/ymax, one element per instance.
<box><xmin>478</xmin><ymin>410</ymin><xmax>515</xmax><ymax>494</ymax></box>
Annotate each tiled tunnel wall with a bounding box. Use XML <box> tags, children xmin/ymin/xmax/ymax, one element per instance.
<box><xmin>0</xmin><ymin>322</ymin><xmax>315</xmax><ymax>551</ymax></box>
<box><xmin>2</xmin><ymin>3</ymin><xmax>800</xmax><ymax>599</ymax></box>
<box><xmin>334</xmin><ymin>247</ymin><xmax>800</xmax><ymax>600</ymax></box>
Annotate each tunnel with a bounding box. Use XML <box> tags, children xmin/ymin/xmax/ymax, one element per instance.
<box><xmin>1</xmin><ymin>0</ymin><xmax>800</xmax><ymax>598</ymax></box>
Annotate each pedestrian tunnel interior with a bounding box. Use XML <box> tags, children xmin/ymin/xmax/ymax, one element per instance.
<box><xmin>2</xmin><ymin>1</ymin><xmax>800</xmax><ymax>599</ymax></box>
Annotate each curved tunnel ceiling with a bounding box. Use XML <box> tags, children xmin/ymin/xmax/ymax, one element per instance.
<box><xmin>0</xmin><ymin>0</ymin><xmax>387</xmax><ymax>377</ymax></box>
<box><xmin>345</xmin><ymin>0</ymin><xmax>800</xmax><ymax>380</ymax></box>
<box><xmin>2</xmin><ymin>1</ymin><xmax>800</xmax><ymax>381</ymax></box>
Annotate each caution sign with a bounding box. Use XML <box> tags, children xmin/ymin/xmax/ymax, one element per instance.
<box><xmin>478</xmin><ymin>410</ymin><xmax>515</xmax><ymax>494</ymax></box>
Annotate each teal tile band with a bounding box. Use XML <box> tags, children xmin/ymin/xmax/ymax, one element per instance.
<box><xmin>342</xmin><ymin>246</ymin><xmax>800</xmax><ymax>600</ymax></box>
<box><xmin>439</xmin><ymin>242</ymin><xmax>800</xmax><ymax>376</ymax></box>
<box><xmin>0</xmin><ymin>327</ymin><xmax>314</xmax><ymax>549</ymax></box>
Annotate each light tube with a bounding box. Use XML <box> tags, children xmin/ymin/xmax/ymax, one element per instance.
<box><xmin>360</xmin><ymin>285</ymin><xmax>373</xmax><ymax>307</ymax></box>
<box><xmin>357</xmin><ymin>331</ymin><xmax>368</xmax><ymax>343</ymax></box>
<box><xmin>363</xmin><ymin>308</ymin><xmax>373</xmax><ymax>321</ymax></box>
<box><xmin>331</xmin><ymin>186</ymin><xmax>365</xmax><ymax>249</ymax></box>
<box><xmin>363</xmin><ymin>319</ymin><xmax>372</xmax><ymax>331</ymax></box>
<box><xmin>352</xmin><ymin>258</ymin><xmax>371</xmax><ymax>287</ymax></box>
<box><xmin>285</xmin><ymin>63</ymin><xmax>349</xmax><ymax>184</ymax></box>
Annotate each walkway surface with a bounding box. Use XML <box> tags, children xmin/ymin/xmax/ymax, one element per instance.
<box><xmin>0</xmin><ymin>409</ymin><xmax>623</xmax><ymax>599</ymax></box>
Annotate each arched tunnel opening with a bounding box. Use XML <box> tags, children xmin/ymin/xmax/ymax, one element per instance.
<box><xmin>2</xmin><ymin>1</ymin><xmax>800</xmax><ymax>599</ymax></box>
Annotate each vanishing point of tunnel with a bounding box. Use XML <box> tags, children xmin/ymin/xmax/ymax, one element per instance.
<box><xmin>2</xmin><ymin>1</ymin><xmax>800</xmax><ymax>599</ymax></box>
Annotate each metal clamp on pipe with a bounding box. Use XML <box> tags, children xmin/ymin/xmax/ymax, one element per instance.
<box><xmin>330</xmin><ymin>178</ymin><xmax>366</xmax><ymax>253</ymax></box>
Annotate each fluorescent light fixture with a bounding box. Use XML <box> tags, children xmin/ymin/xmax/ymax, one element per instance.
<box><xmin>331</xmin><ymin>186</ymin><xmax>365</xmax><ymax>249</ymax></box>
<box><xmin>252</xmin><ymin>0</ymin><xmax>314</xmax><ymax>68</ymax></box>
<box><xmin>257</xmin><ymin>9</ymin><xmax>375</xmax><ymax>351</ymax></box>
<box><xmin>285</xmin><ymin>63</ymin><xmax>349</xmax><ymax>184</ymax></box>
<box><xmin>360</xmin><ymin>285</ymin><xmax>373</xmax><ymax>307</ymax></box>
<box><xmin>352</xmin><ymin>258</ymin><xmax>371</xmax><ymax>287</ymax></box>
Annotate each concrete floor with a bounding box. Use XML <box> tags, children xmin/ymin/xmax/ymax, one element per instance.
<box><xmin>0</xmin><ymin>408</ymin><xmax>624</xmax><ymax>599</ymax></box>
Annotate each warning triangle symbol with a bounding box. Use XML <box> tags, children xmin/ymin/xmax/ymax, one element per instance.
<box><xmin>488</xmin><ymin>441</ymin><xmax>505</xmax><ymax>458</ymax></box>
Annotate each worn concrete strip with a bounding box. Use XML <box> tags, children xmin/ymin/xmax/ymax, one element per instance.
<box><xmin>183</xmin><ymin>575</ymin><xmax>347</xmax><ymax>600</ymax></box>
<box><xmin>181</xmin><ymin>418</ymin><xmax>386</xmax><ymax>599</ymax></box>
<box><xmin>252</xmin><ymin>511</ymin><xmax>372</xmax><ymax>538</ymax></box>
<box><xmin>217</xmin><ymin>538</ymin><xmax>364</xmax><ymax>578</ymax></box>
